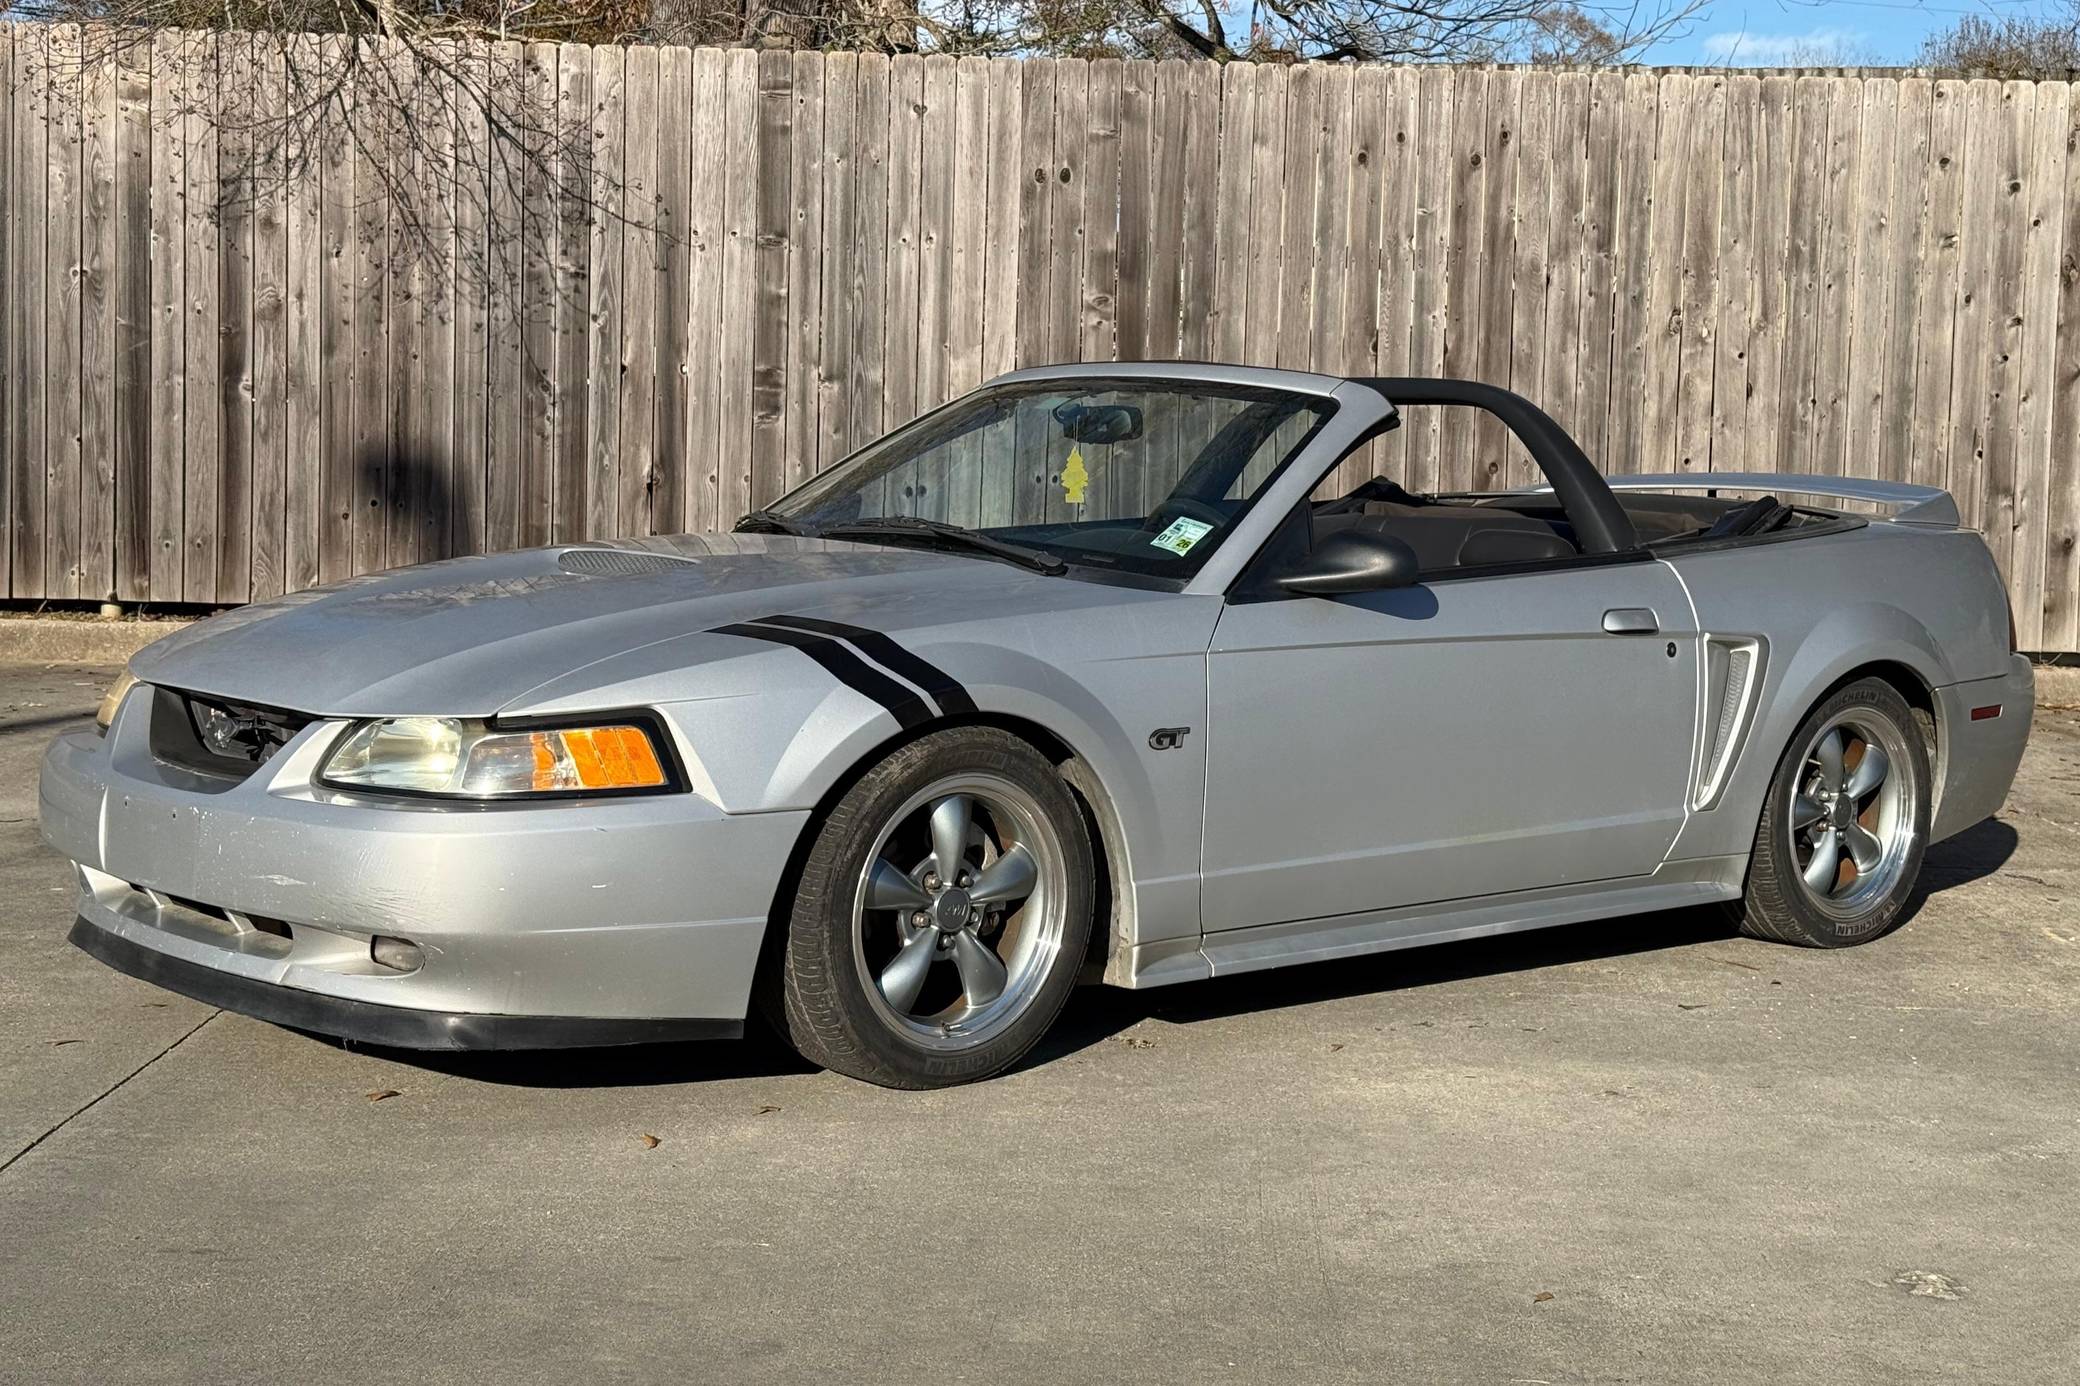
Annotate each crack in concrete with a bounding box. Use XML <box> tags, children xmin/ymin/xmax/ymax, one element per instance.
<box><xmin>0</xmin><ymin>1010</ymin><xmax>219</xmax><ymax>1178</ymax></box>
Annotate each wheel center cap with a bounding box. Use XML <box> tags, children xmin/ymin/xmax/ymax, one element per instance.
<box><xmin>930</xmin><ymin>887</ymin><xmax>973</xmax><ymax>933</ymax></box>
<box><xmin>1832</xmin><ymin>798</ymin><xmax>1856</xmax><ymax>830</ymax></box>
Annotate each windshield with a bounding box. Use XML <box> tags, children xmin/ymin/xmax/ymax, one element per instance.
<box><xmin>764</xmin><ymin>379</ymin><xmax>1335</xmax><ymax>580</ymax></box>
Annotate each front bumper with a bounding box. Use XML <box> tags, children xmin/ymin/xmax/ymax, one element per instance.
<box><xmin>41</xmin><ymin>690</ymin><xmax>809</xmax><ymax>1047</ymax></box>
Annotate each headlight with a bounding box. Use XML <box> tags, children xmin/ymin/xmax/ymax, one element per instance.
<box><xmin>319</xmin><ymin>717</ymin><xmax>670</xmax><ymax>797</ymax></box>
<box><xmin>95</xmin><ymin>669</ymin><xmax>140</xmax><ymax>733</ymax></box>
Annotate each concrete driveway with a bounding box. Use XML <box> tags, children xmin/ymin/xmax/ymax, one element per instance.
<box><xmin>3</xmin><ymin>657</ymin><xmax>2076</xmax><ymax>1384</ymax></box>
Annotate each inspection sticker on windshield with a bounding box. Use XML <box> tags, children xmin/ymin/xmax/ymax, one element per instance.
<box><xmin>1150</xmin><ymin>516</ymin><xmax>1214</xmax><ymax>556</ymax></box>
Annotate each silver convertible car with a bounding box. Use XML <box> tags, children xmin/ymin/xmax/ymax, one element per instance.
<box><xmin>43</xmin><ymin>364</ymin><xmax>2033</xmax><ymax>1087</ymax></box>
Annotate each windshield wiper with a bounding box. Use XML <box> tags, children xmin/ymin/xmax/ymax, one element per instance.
<box><xmin>818</xmin><ymin>517</ymin><xmax>1068</xmax><ymax>575</ymax></box>
<box><xmin>734</xmin><ymin>509</ymin><xmax>819</xmax><ymax>536</ymax></box>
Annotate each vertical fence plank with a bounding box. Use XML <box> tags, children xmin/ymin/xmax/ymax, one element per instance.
<box><xmin>1177</xmin><ymin>61</ymin><xmax>1221</xmax><ymax>364</ymax></box>
<box><xmin>45</xmin><ymin>24</ymin><xmax>83</xmax><ymax>598</ymax></box>
<box><xmin>247</xmin><ymin>38</ymin><xmax>287</xmax><ymax>599</ymax></box>
<box><xmin>1843</xmin><ymin>77</ymin><xmax>1898</xmax><ymax>481</ymax></box>
<box><xmin>1981</xmin><ymin>81</ymin><xmax>2037</xmax><ymax>601</ymax></box>
<box><xmin>316</xmin><ymin>35</ymin><xmax>353</xmax><ymax>580</ymax></box>
<box><xmin>1438</xmin><ymin>67</ymin><xmax>1489</xmax><ymax>490</ymax></box>
<box><xmin>79</xmin><ymin>28</ymin><xmax>119</xmax><ymax>600</ymax></box>
<box><xmin>615</xmin><ymin>43</ymin><xmax>657</xmax><ymax>538</ymax></box>
<box><xmin>1572</xmin><ymin>70</ymin><xmax>1620</xmax><ymax>469</ymax></box>
<box><xmin>1307</xmin><ymin>63</ymin><xmax>1354</xmax><ymax>381</ymax></box>
<box><xmin>1273</xmin><ymin>64</ymin><xmax>1320</xmax><ymax>374</ymax></box>
<box><xmin>1742</xmin><ymin>76</ymin><xmax>1794</xmax><ymax>476</ymax></box>
<box><xmin>1907</xmin><ymin>79</ymin><xmax>1966</xmax><ymax>495</ymax></box>
<box><xmin>1639</xmin><ymin>72</ymin><xmax>1690</xmax><ymax>476</ymax></box>
<box><xmin>1211</xmin><ymin>62</ymin><xmax>1255</xmax><ymax>367</ymax></box>
<box><xmin>1810</xmin><ymin>77</ymin><xmax>1865</xmax><ymax>477</ymax></box>
<box><xmin>482</xmin><ymin>40</ymin><xmax>524</xmax><ymax>557</ymax></box>
<box><xmin>1504</xmin><ymin>69</ymin><xmax>1552</xmax><ymax>488</ymax></box>
<box><xmin>2045</xmin><ymin>83</ymin><xmax>2080</xmax><ymax>653</ymax></box>
<box><xmin>447</xmin><ymin>39</ymin><xmax>489</xmax><ymax>558</ymax></box>
<box><xmin>1877</xmin><ymin>78</ymin><xmax>1932</xmax><ymax>491</ymax></box>
<box><xmin>1115</xmin><ymin>60</ymin><xmax>1154</xmax><ymax>361</ymax></box>
<box><xmin>977</xmin><ymin>55</ymin><xmax>1019</xmax><ymax>388</ymax></box>
<box><xmin>214</xmin><ymin>31</ymin><xmax>253</xmax><ymax>599</ymax></box>
<box><xmin>1011</xmin><ymin>56</ymin><xmax>1053</xmax><ymax>371</ymax></box>
<box><xmin>784</xmin><ymin>48</ymin><xmax>825</xmax><ymax>492</ymax></box>
<box><xmin>550</xmin><ymin>44</ymin><xmax>591</xmax><ymax>541</ymax></box>
<box><xmin>913</xmin><ymin>52</ymin><xmax>954</xmax><ymax>430</ymax></box>
<box><xmin>112</xmin><ymin>31</ymin><xmax>152</xmax><ymax>599</ymax></box>
<box><xmin>11</xmin><ymin>25</ymin><xmax>50</xmax><ymax>598</ymax></box>
<box><xmin>816</xmin><ymin>51</ymin><xmax>860</xmax><ymax>477</ymax></box>
<box><xmin>1948</xmin><ymin>80</ymin><xmax>2004</xmax><ymax>532</ymax></box>
<box><xmin>181</xmin><ymin>30</ymin><xmax>219</xmax><ymax>598</ymax></box>
<box><xmin>844</xmin><ymin>52</ymin><xmax>890</xmax><ymax>466</ymax></box>
<box><xmin>1775</xmin><ymin>77</ymin><xmax>1830</xmax><ymax>474</ymax></box>
<box><xmin>1046</xmin><ymin>58</ymin><xmax>1089</xmax><ymax>367</ymax></box>
<box><xmin>884</xmin><ymin>51</ymin><xmax>925</xmax><ymax>431</ymax></box>
<box><xmin>1405</xmin><ymin>65</ymin><xmax>1453</xmax><ymax>492</ymax></box>
<box><xmin>1709</xmin><ymin>76</ymin><xmax>1757</xmax><ymax>473</ymax></box>
<box><xmin>714</xmin><ymin>47</ymin><xmax>757</xmax><ymax>526</ymax></box>
<box><xmin>0</xmin><ymin>22</ymin><xmax>11</xmax><ymax>597</ymax></box>
<box><xmin>348</xmin><ymin>39</ymin><xmax>391</xmax><ymax>571</ymax></box>
<box><xmin>676</xmin><ymin>44</ymin><xmax>721</xmax><ymax>533</ymax></box>
<box><xmin>1541</xmin><ymin>71</ymin><xmax>1588</xmax><ymax>456</ymax></box>
<box><xmin>584</xmin><ymin>42</ymin><xmax>623</xmax><ymax>540</ymax></box>
<box><xmin>2013</xmin><ymin>82</ymin><xmax>2069</xmax><ymax>648</ymax></box>
<box><xmin>517</xmin><ymin>41</ymin><xmax>558</xmax><ymax>548</ymax></box>
<box><xmin>1077</xmin><ymin>57</ymin><xmax>1119</xmax><ymax>365</ymax></box>
<box><xmin>1673</xmin><ymin>75</ymin><xmax>1724</xmax><ymax>473</ymax></box>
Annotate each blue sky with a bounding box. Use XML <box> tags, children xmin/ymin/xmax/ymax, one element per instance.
<box><xmin>1637</xmin><ymin>0</ymin><xmax>2069</xmax><ymax>65</ymax></box>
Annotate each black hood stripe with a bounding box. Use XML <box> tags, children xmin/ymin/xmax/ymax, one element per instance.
<box><xmin>750</xmin><ymin>614</ymin><xmax>979</xmax><ymax>717</ymax></box>
<box><xmin>709</xmin><ymin>623</ymin><xmax>931</xmax><ymax>730</ymax></box>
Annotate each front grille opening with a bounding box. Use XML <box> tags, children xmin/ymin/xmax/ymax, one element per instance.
<box><xmin>163</xmin><ymin>893</ymin><xmax>232</xmax><ymax>925</ymax></box>
<box><xmin>148</xmin><ymin>687</ymin><xmax>315</xmax><ymax>783</ymax></box>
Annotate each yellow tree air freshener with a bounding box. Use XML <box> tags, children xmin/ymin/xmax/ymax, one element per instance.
<box><xmin>1060</xmin><ymin>444</ymin><xmax>1089</xmax><ymax>506</ymax></box>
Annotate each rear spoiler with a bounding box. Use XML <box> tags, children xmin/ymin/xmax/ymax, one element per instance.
<box><xmin>1544</xmin><ymin>472</ymin><xmax>1961</xmax><ymax>529</ymax></box>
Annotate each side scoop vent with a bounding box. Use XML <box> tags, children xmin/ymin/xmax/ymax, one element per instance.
<box><xmin>1694</xmin><ymin>636</ymin><xmax>1765</xmax><ymax>811</ymax></box>
<box><xmin>556</xmin><ymin>548</ymin><xmax>700</xmax><ymax>578</ymax></box>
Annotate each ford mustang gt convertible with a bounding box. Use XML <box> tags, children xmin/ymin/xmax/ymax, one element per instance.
<box><xmin>43</xmin><ymin>364</ymin><xmax>2034</xmax><ymax>1087</ymax></box>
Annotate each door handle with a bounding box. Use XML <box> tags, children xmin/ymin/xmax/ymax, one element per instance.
<box><xmin>1602</xmin><ymin>607</ymin><xmax>1660</xmax><ymax>635</ymax></box>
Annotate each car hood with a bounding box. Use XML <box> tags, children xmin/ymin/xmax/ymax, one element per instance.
<box><xmin>128</xmin><ymin>535</ymin><xmax>1099</xmax><ymax>717</ymax></box>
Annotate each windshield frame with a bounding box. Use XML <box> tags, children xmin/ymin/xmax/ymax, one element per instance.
<box><xmin>759</xmin><ymin>373</ymin><xmax>1345</xmax><ymax>586</ymax></box>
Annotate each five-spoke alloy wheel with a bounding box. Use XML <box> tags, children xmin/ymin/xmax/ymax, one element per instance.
<box><xmin>1734</xmin><ymin>677</ymin><xmax>1930</xmax><ymax>948</ymax></box>
<box><xmin>768</xmin><ymin>727</ymin><xmax>1094</xmax><ymax>1088</ymax></box>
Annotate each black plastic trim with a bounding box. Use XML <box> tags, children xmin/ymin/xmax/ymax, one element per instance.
<box><xmin>750</xmin><ymin>614</ymin><xmax>979</xmax><ymax>716</ymax></box>
<box><xmin>70</xmin><ymin>918</ymin><xmax>742</xmax><ymax>1051</ymax></box>
<box><xmin>711</xmin><ymin>622</ymin><xmax>933</xmax><ymax>729</ymax></box>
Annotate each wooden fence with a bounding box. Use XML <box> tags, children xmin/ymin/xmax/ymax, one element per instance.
<box><xmin>4</xmin><ymin>24</ymin><xmax>2080</xmax><ymax>650</ymax></box>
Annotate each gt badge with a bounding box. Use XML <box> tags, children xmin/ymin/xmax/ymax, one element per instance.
<box><xmin>1148</xmin><ymin>727</ymin><xmax>1191</xmax><ymax>751</ymax></box>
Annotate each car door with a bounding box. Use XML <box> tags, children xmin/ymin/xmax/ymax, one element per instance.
<box><xmin>1200</xmin><ymin>558</ymin><xmax>1700</xmax><ymax>932</ymax></box>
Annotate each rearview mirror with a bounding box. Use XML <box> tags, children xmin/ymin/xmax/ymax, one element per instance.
<box><xmin>1279</xmin><ymin>529</ymin><xmax>1422</xmax><ymax>596</ymax></box>
<box><xmin>1052</xmin><ymin>402</ymin><xmax>1143</xmax><ymax>445</ymax></box>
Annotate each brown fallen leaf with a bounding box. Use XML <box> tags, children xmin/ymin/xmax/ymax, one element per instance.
<box><xmin>1327</xmin><ymin>1043</ymin><xmax>1345</xmax><ymax>1053</ymax></box>
<box><xmin>756</xmin><ymin>1104</ymin><xmax>781</xmax><ymax>1116</ymax></box>
<box><xmin>365</xmin><ymin>1089</ymin><xmax>400</xmax><ymax>1103</ymax></box>
<box><xmin>1677</xmin><ymin>1003</ymin><xmax>1708</xmax><ymax>1011</ymax></box>
<box><xmin>1533</xmin><ymin>1292</ymin><xmax>1555</xmax><ymax>1304</ymax></box>
<box><xmin>639</xmin><ymin>1133</ymin><xmax>661</xmax><ymax>1149</ymax></box>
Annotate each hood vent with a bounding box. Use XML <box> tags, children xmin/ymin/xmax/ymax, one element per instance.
<box><xmin>556</xmin><ymin>548</ymin><xmax>702</xmax><ymax>578</ymax></box>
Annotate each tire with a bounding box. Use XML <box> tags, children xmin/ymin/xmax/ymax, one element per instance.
<box><xmin>1730</xmin><ymin>676</ymin><xmax>1931</xmax><ymax>948</ymax></box>
<box><xmin>767</xmin><ymin>727</ymin><xmax>1095</xmax><ymax>1088</ymax></box>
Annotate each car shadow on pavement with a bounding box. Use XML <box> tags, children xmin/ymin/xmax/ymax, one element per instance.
<box><xmin>326</xmin><ymin>819</ymin><xmax>2020</xmax><ymax>1087</ymax></box>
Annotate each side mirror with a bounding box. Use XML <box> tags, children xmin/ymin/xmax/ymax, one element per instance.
<box><xmin>1278</xmin><ymin>529</ymin><xmax>1421</xmax><ymax>596</ymax></box>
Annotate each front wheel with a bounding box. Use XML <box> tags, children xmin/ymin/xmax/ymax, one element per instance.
<box><xmin>768</xmin><ymin>727</ymin><xmax>1095</xmax><ymax>1088</ymax></box>
<box><xmin>1730</xmin><ymin>677</ymin><xmax>1931</xmax><ymax>948</ymax></box>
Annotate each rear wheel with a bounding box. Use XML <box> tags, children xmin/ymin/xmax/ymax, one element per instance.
<box><xmin>769</xmin><ymin>727</ymin><xmax>1094</xmax><ymax>1088</ymax></box>
<box><xmin>1731</xmin><ymin>677</ymin><xmax>1930</xmax><ymax>947</ymax></box>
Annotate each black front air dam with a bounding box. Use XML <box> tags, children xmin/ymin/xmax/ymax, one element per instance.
<box><xmin>69</xmin><ymin>917</ymin><xmax>742</xmax><ymax>1051</ymax></box>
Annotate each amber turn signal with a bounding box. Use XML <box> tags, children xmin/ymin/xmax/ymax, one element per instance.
<box><xmin>529</xmin><ymin>725</ymin><xmax>668</xmax><ymax>792</ymax></box>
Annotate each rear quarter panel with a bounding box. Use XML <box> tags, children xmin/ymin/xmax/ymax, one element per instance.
<box><xmin>1660</xmin><ymin>522</ymin><xmax>2012</xmax><ymax>862</ymax></box>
